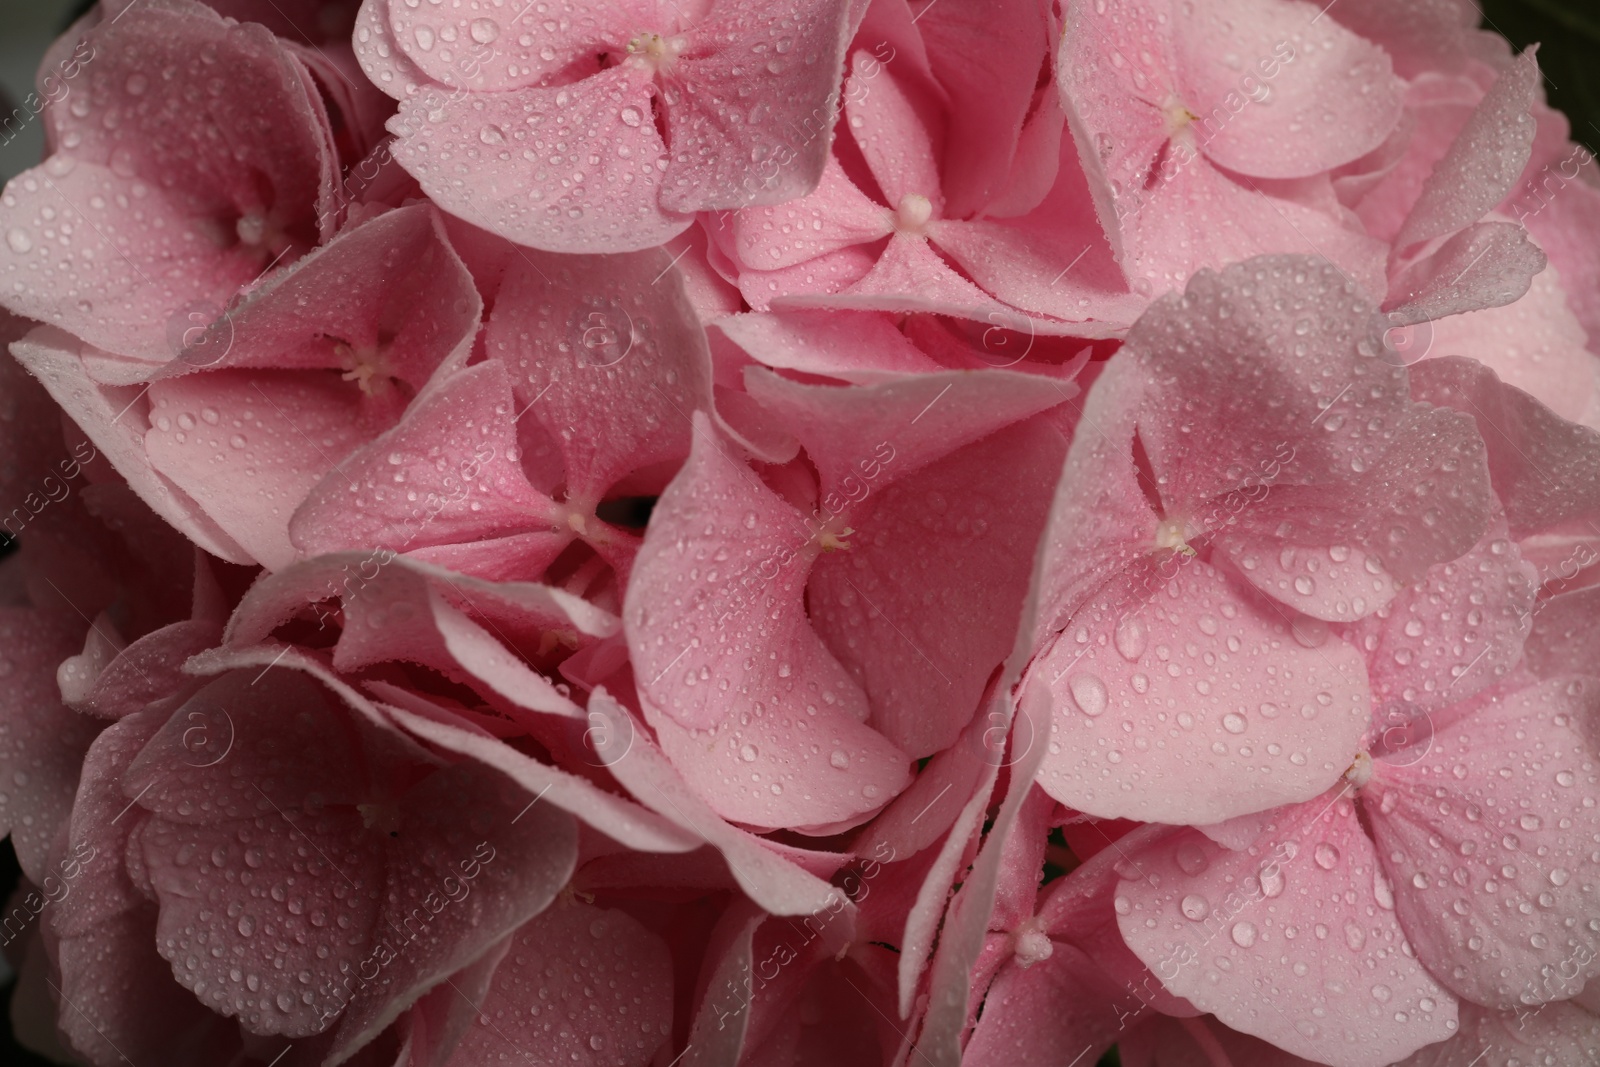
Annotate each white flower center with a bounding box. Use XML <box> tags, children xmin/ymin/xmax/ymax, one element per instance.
<box><xmin>892</xmin><ymin>193</ymin><xmax>934</xmax><ymax>235</ymax></box>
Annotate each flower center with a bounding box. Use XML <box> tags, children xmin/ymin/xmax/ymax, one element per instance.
<box><xmin>336</xmin><ymin>342</ymin><xmax>394</xmax><ymax>397</ymax></box>
<box><xmin>1162</xmin><ymin>95</ymin><xmax>1200</xmax><ymax>136</ymax></box>
<box><xmin>627</xmin><ymin>31</ymin><xmax>686</xmax><ymax>72</ymax></box>
<box><xmin>892</xmin><ymin>193</ymin><xmax>935</xmax><ymax>235</ymax></box>
<box><xmin>1154</xmin><ymin>516</ymin><xmax>1197</xmax><ymax>555</ymax></box>
<box><xmin>1011</xmin><ymin>918</ymin><xmax>1054</xmax><ymax>968</ymax></box>
<box><xmin>1343</xmin><ymin>751</ymin><xmax>1374</xmax><ymax>789</ymax></box>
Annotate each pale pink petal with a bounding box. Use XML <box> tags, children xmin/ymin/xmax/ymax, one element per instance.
<box><xmin>1030</xmin><ymin>560</ymin><xmax>1371</xmax><ymax>824</ymax></box>
<box><xmin>624</xmin><ymin>412</ymin><xmax>869</xmax><ymax>730</ymax></box>
<box><xmin>660</xmin><ymin>0</ymin><xmax>855</xmax><ymax>211</ymax></box>
<box><xmin>442</xmin><ymin>896</ymin><xmax>673</xmax><ymax>1067</ymax></box>
<box><xmin>1368</xmin><ymin>675</ymin><xmax>1600</xmax><ymax>1008</ymax></box>
<box><xmin>145</xmin><ymin>370</ymin><xmax>388</xmax><ymax>569</ymax></box>
<box><xmin>1117</xmin><ymin>807</ymin><xmax>1459</xmax><ymax>1066</ymax></box>
<box><xmin>1325</xmin><ymin>0</ymin><xmax>1508</xmax><ymax>80</ymax></box>
<box><xmin>1410</xmin><ymin>356</ymin><xmax>1600</xmax><ymax>539</ymax></box>
<box><xmin>1385</xmin><ymin>221</ymin><xmax>1547</xmax><ymax>325</ymax></box>
<box><xmin>1396</xmin><ymin>1000</ymin><xmax>1600</xmax><ymax>1067</ymax></box>
<box><xmin>1395</xmin><ymin>51</ymin><xmax>1541</xmax><ymax>253</ymax></box>
<box><xmin>484</xmin><ymin>243</ymin><xmax>713</xmax><ymax>508</ymax></box>
<box><xmin>1175</xmin><ymin>0</ymin><xmax>1402</xmax><ymax>178</ymax></box>
<box><xmin>390</xmin><ymin>66</ymin><xmax>689</xmax><ymax>253</ymax></box>
<box><xmin>1124</xmin><ymin>163</ymin><xmax>1388</xmax><ymax>300</ymax></box>
<box><xmin>808</xmin><ymin>419</ymin><xmax>1066</xmax><ymax>757</ymax></box>
<box><xmin>352</xmin><ymin>0</ymin><xmax>429</xmax><ymax>101</ymax></box>
<box><xmin>1350</xmin><ymin>518</ymin><xmax>1538</xmax><ymax>713</ymax></box>
<box><xmin>1426</xmin><ymin>265</ymin><xmax>1596</xmax><ymax>423</ymax></box>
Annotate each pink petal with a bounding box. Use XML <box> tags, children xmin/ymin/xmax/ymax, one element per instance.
<box><xmin>1425</xmin><ymin>265</ymin><xmax>1597</xmax><ymax>423</ymax></box>
<box><xmin>1368</xmin><ymin>676</ymin><xmax>1600</xmax><ymax>1008</ymax></box>
<box><xmin>588</xmin><ymin>691</ymin><xmax>866</xmax><ymax>908</ymax></box>
<box><xmin>744</xmin><ymin>365</ymin><xmax>1070</xmax><ymax>500</ymax></box>
<box><xmin>808</xmin><ymin>418</ymin><xmax>1067</xmax><ymax>757</ymax></box>
<box><xmin>353</xmin><ymin>0</ymin><xmax>429</xmax><ymax>101</ymax></box>
<box><xmin>387</xmin><ymin>0</ymin><xmax>651</xmax><ymax>91</ymax></box>
<box><xmin>1384</xmin><ymin>221</ymin><xmax>1547</xmax><ymax>325</ymax></box>
<box><xmin>1123</xmin><ymin>162</ymin><xmax>1388</xmax><ymax>300</ymax></box>
<box><xmin>1117</xmin><ymin>807</ymin><xmax>1459</xmax><ymax>1066</ymax></box>
<box><xmin>713</xmin><ymin>310</ymin><xmax>944</xmax><ymax>381</ymax></box>
<box><xmin>844</xmin><ymin>51</ymin><xmax>945</xmax><ymax>210</ymax></box>
<box><xmin>390</xmin><ymin>66</ymin><xmax>689</xmax><ymax>253</ymax></box>
<box><xmin>624</xmin><ymin>412</ymin><xmax>869</xmax><ymax>730</ymax></box>
<box><xmin>1174</xmin><ymin>0</ymin><xmax>1402</xmax><ymax>179</ymax></box>
<box><xmin>1349</xmin><ymin>518</ymin><xmax>1538</xmax><ymax>714</ymax></box>
<box><xmin>290</xmin><ymin>362</ymin><xmax>564</xmax><ymax>564</ymax></box>
<box><xmin>964</xmin><ymin>942</ymin><xmax>1127</xmax><ymax>1067</ymax></box>
<box><xmin>0</xmin><ymin>609</ymin><xmax>100</xmax><ymax>882</ymax></box>
<box><xmin>145</xmin><ymin>369</ymin><xmax>388</xmax><ymax>569</ymax></box>
<box><xmin>1395</xmin><ymin>51</ymin><xmax>1540</xmax><ymax>253</ymax></box>
<box><xmin>59</xmin><ymin>617</ymin><xmax>222</xmax><ymax>719</ymax></box>
<box><xmin>484</xmin><ymin>244</ymin><xmax>714</xmax><ymax>508</ymax></box>
<box><xmin>1396</xmin><ymin>1000</ymin><xmax>1600</xmax><ymax>1067</ymax></box>
<box><xmin>327</xmin><ymin>762</ymin><xmax>580</xmax><ymax>1061</ymax></box>
<box><xmin>11</xmin><ymin>330</ymin><xmax>252</xmax><ymax>563</ymax></box>
<box><xmin>914</xmin><ymin>0</ymin><xmax>1050</xmax><ymax>217</ymax></box>
<box><xmin>1029</xmin><ymin>560</ymin><xmax>1372</xmax><ymax>824</ymax></box>
<box><xmin>1410</xmin><ymin>356</ymin><xmax>1600</xmax><ymax>540</ymax></box>
<box><xmin>729</xmin><ymin>157</ymin><xmax>891</xmax><ymax>272</ymax></box>
<box><xmin>0</xmin><ymin>4</ymin><xmax>337</xmax><ymax>358</ymax></box>
<box><xmin>441</xmin><ymin>896</ymin><xmax>673</xmax><ymax>1067</ymax></box>
<box><xmin>1325</xmin><ymin>0</ymin><xmax>1508</xmax><ymax>80</ymax></box>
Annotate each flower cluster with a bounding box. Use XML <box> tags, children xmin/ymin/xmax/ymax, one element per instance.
<box><xmin>0</xmin><ymin>1</ymin><xmax>1598</xmax><ymax>1065</ymax></box>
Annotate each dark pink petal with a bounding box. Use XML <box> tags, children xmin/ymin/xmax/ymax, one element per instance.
<box><xmin>485</xmin><ymin>244</ymin><xmax>713</xmax><ymax>509</ymax></box>
<box><xmin>1395</xmin><ymin>51</ymin><xmax>1540</xmax><ymax>253</ymax></box>
<box><xmin>1174</xmin><ymin>0</ymin><xmax>1402</xmax><ymax>179</ymax></box>
<box><xmin>327</xmin><ymin>762</ymin><xmax>579</xmax><ymax>1061</ymax></box>
<box><xmin>1368</xmin><ymin>676</ymin><xmax>1600</xmax><ymax>1008</ymax></box>
<box><xmin>1117</xmin><ymin>807</ymin><xmax>1459</xmax><ymax>1066</ymax></box>
<box><xmin>390</xmin><ymin>66</ymin><xmax>688</xmax><ymax>253</ymax></box>
<box><xmin>1029</xmin><ymin>560</ymin><xmax>1371</xmax><ymax>824</ymax></box>
<box><xmin>59</xmin><ymin>616</ymin><xmax>222</xmax><ymax>719</ymax></box>
<box><xmin>442</xmin><ymin>895</ymin><xmax>672</xmax><ymax>1066</ymax></box>
<box><xmin>660</xmin><ymin>0</ymin><xmax>855</xmax><ymax>212</ymax></box>
<box><xmin>0</xmin><ymin>609</ymin><xmax>99</xmax><ymax>882</ymax></box>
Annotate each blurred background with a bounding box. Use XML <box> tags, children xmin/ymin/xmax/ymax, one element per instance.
<box><xmin>0</xmin><ymin>0</ymin><xmax>1595</xmax><ymax>1062</ymax></box>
